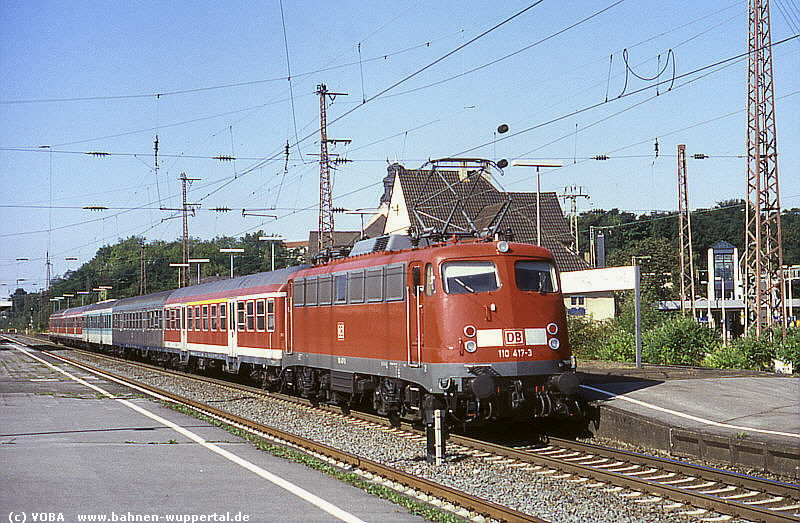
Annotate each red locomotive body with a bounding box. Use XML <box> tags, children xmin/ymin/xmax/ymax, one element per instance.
<box><xmin>285</xmin><ymin>237</ymin><xmax>581</xmax><ymax>424</ymax></box>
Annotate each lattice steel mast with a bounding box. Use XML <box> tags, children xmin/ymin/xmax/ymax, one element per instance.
<box><xmin>315</xmin><ymin>84</ymin><xmax>349</xmax><ymax>255</ymax></box>
<box><xmin>677</xmin><ymin>145</ymin><xmax>696</xmax><ymax>317</ymax></box>
<box><xmin>744</xmin><ymin>0</ymin><xmax>785</xmax><ymax>334</ymax></box>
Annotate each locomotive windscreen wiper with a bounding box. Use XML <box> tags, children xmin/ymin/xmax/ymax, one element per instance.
<box><xmin>454</xmin><ymin>277</ymin><xmax>476</xmax><ymax>293</ymax></box>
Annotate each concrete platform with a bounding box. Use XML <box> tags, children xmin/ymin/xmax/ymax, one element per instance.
<box><xmin>577</xmin><ymin>362</ymin><xmax>800</xmax><ymax>479</ymax></box>
<box><xmin>0</xmin><ymin>340</ymin><xmax>424</xmax><ymax>522</ymax></box>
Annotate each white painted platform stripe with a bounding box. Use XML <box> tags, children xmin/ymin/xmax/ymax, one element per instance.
<box><xmin>12</xmin><ymin>343</ymin><xmax>366</xmax><ymax>523</ymax></box>
<box><xmin>581</xmin><ymin>384</ymin><xmax>800</xmax><ymax>439</ymax></box>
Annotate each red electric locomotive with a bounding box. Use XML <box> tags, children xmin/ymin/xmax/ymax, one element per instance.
<box><xmin>285</xmin><ymin>235</ymin><xmax>582</xmax><ymax>425</ymax></box>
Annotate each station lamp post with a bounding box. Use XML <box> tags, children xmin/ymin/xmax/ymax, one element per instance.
<box><xmin>77</xmin><ymin>290</ymin><xmax>90</xmax><ymax>305</ymax></box>
<box><xmin>258</xmin><ymin>236</ymin><xmax>283</xmax><ymax>271</ymax></box>
<box><xmin>169</xmin><ymin>263</ymin><xmax>190</xmax><ymax>287</ymax></box>
<box><xmin>92</xmin><ymin>285</ymin><xmax>112</xmax><ymax>300</ymax></box>
<box><xmin>188</xmin><ymin>258</ymin><xmax>210</xmax><ymax>285</ymax></box>
<box><xmin>219</xmin><ymin>248</ymin><xmax>244</xmax><ymax>278</ymax></box>
<box><xmin>62</xmin><ymin>293</ymin><xmax>74</xmax><ymax>308</ymax></box>
<box><xmin>51</xmin><ymin>296</ymin><xmax>64</xmax><ymax>311</ymax></box>
<box><xmin>510</xmin><ymin>160</ymin><xmax>562</xmax><ymax>245</ymax></box>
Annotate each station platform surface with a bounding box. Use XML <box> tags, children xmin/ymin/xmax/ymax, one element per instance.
<box><xmin>577</xmin><ymin>361</ymin><xmax>800</xmax><ymax>479</ymax></box>
<box><xmin>0</xmin><ymin>340</ymin><xmax>423</xmax><ymax>522</ymax></box>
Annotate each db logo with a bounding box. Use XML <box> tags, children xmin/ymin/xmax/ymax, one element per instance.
<box><xmin>504</xmin><ymin>329</ymin><xmax>524</xmax><ymax>345</ymax></box>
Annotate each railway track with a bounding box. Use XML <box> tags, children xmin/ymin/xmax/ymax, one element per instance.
<box><xmin>4</xmin><ymin>334</ymin><xmax>541</xmax><ymax>522</ymax></box>
<box><xmin>9</xmin><ymin>334</ymin><xmax>800</xmax><ymax>522</ymax></box>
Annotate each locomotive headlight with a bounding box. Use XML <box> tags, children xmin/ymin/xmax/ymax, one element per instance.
<box><xmin>463</xmin><ymin>325</ymin><xmax>476</xmax><ymax>338</ymax></box>
<box><xmin>496</xmin><ymin>240</ymin><xmax>510</xmax><ymax>253</ymax></box>
<box><xmin>464</xmin><ymin>340</ymin><xmax>477</xmax><ymax>353</ymax></box>
<box><xmin>548</xmin><ymin>337</ymin><xmax>560</xmax><ymax>351</ymax></box>
<box><xmin>546</xmin><ymin>322</ymin><xmax>558</xmax><ymax>335</ymax></box>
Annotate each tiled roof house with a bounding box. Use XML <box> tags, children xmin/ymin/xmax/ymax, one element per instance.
<box><xmin>373</xmin><ymin>162</ymin><xmax>589</xmax><ymax>272</ymax></box>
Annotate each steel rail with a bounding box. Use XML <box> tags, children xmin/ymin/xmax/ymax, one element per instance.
<box><xmin>544</xmin><ymin>436</ymin><xmax>800</xmax><ymax>498</ymax></box>
<box><xmin>10</xmin><ymin>338</ymin><xmax>544</xmax><ymax>523</ymax></box>
<box><xmin>450</xmin><ymin>435</ymin><xmax>800</xmax><ymax>522</ymax></box>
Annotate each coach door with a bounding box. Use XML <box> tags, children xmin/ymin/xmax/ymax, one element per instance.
<box><xmin>407</xmin><ymin>262</ymin><xmax>423</xmax><ymax>367</ymax></box>
<box><xmin>227</xmin><ymin>299</ymin><xmax>237</xmax><ymax>356</ymax></box>
<box><xmin>180</xmin><ymin>306</ymin><xmax>187</xmax><ymax>352</ymax></box>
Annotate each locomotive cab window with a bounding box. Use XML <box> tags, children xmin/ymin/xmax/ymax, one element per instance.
<box><xmin>442</xmin><ymin>261</ymin><xmax>500</xmax><ymax>294</ymax></box>
<box><xmin>424</xmin><ymin>263</ymin><xmax>436</xmax><ymax>296</ymax></box>
<box><xmin>515</xmin><ymin>261</ymin><xmax>558</xmax><ymax>293</ymax></box>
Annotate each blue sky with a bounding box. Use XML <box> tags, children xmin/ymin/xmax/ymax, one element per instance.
<box><xmin>1</xmin><ymin>0</ymin><xmax>798</xmax><ymax>294</ymax></box>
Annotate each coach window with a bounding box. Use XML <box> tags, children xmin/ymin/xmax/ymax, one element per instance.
<box><xmin>267</xmin><ymin>299</ymin><xmax>275</xmax><ymax>331</ymax></box>
<box><xmin>202</xmin><ymin>305</ymin><xmax>209</xmax><ymax>331</ymax></box>
<box><xmin>348</xmin><ymin>270</ymin><xmax>364</xmax><ymax>303</ymax></box>
<box><xmin>366</xmin><ymin>267</ymin><xmax>383</xmax><ymax>302</ymax></box>
<box><xmin>237</xmin><ymin>302</ymin><xmax>246</xmax><ymax>331</ymax></box>
<box><xmin>220</xmin><ymin>303</ymin><xmax>227</xmax><ymax>331</ymax></box>
<box><xmin>194</xmin><ymin>306</ymin><xmax>201</xmax><ymax>330</ymax></box>
<box><xmin>256</xmin><ymin>299</ymin><xmax>265</xmax><ymax>331</ymax></box>
<box><xmin>442</xmin><ymin>261</ymin><xmax>500</xmax><ymax>294</ymax></box>
<box><xmin>187</xmin><ymin>307</ymin><xmax>193</xmax><ymax>331</ymax></box>
<box><xmin>385</xmin><ymin>264</ymin><xmax>405</xmax><ymax>301</ymax></box>
<box><xmin>246</xmin><ymin>301</ymin><xmax>255</xmax><ymax>331</ymax></box>
<box><xmin>425</xmin><ymin>263</ymin><xmax>436</xmax><ymax>296</ymax></box>
<box><xmin>334</xmin><ymin>274</ymin><xmax>347</xmax><ymax>304</ymax></box>
<box><xmin>211</xmin><ymin>304</ymin><xmax>218</xmax><ymax>331</ymax></box>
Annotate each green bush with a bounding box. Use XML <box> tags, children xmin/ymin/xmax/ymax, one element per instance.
<box><xmin>776</xmin><ymin>327</ymin><xmax>799</xmax><ymax>372</ymax></box>
<box><xmin>566</xmin><ymin>315</ymin><xmax>614</xmax><ymax>360</ymax></box>
<box><xmin>728</xmin><ymin>332</ymin><xmax>776</xmax><ymax>370</ymax></box>
<box><xmin>702</xmin><ymin>343</ymin><xmax>751</xmax><ymax>369</ymax></box>
<box><xmin>596</xmin><ymin>330</ymin><xmax>636</xmax><ymax>362</ymax></box>
<box><xmin>642</xmin><ymin>316</ymin><xmax>719</xmax><ymax>365</ymax></box>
